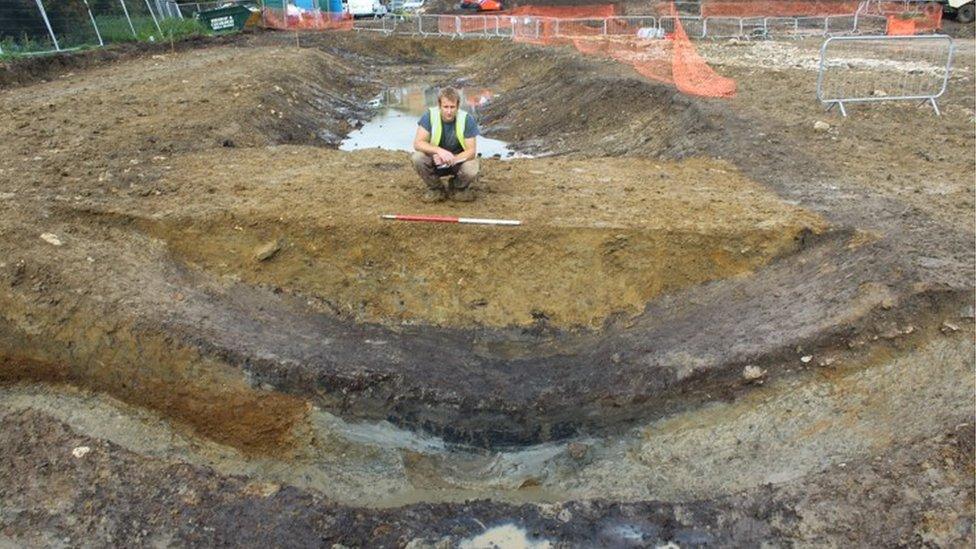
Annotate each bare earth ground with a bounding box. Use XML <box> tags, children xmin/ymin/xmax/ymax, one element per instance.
<box><xmin>0</xmin><ymin>30</ymin><xmax>973</xmax><ymax>546</ymax></box>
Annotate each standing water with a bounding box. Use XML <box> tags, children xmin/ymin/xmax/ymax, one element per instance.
<box><xmin>339</xmin><ymin>86</ymin><xmax>524</xmax><ymax>159</ymax></box>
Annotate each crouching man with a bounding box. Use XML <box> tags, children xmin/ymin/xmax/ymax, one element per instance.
<box><xmin>411</xmin><ymin>87</ymin><xmax>480</xmax><ymax>203</ymax></box>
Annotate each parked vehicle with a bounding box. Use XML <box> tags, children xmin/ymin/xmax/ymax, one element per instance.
<box><xmin>346</xmin><ymin>0</ymin><xmax>387</xmax><ymax>18</ymax></box>
<box><xmin>460</xmin><ymin>0</ymin><xmax>502</xmax><ymax>11</ymax></box>
<box><xmin>401</xmin><ymin>0</ymin><xmax>425</xmax><ymax>13</ymax></box>
<box><xmin>944</xmin><ymin>0</ymin><xmax>975</xmax><ymax>23</ymax></box>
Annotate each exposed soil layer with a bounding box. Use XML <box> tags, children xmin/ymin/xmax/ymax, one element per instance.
<box><xmin>126</xmin><ymin>151</ymin><xmax>824</xmax><ymax>328</ymax></box>
<box><xmin>1</xmin><ymin>399</ymin><xmax>972</xmax><ymax>546</ymax></box>
<box><xmin>0</xmin><ymin>349</ymin><xmax>307</xmax><ymax>455</ymax></box>
<box><xmin>0</xmin><ymin>29</ymin><xmax>973</xmax><ymax>544</ymax></box>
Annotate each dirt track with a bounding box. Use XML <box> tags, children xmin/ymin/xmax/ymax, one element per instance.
<box><xmin>0</xmin><ymin>30</ymin><xmax>973</xmax><ymax>545</ymax></box>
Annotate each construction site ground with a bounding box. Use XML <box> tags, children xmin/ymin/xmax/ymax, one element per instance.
<box><xmin>0</xmin><ymin>30</ymin><xmax>973</xmax><ymax>546</ymax></box>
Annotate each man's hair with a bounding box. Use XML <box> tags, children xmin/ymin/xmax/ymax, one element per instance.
<box><xmin>438</xmin><ymin>87</ymin><xmax>461</xmax><ymax>106</ymax></box>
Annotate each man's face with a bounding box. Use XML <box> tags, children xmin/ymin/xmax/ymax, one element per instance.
<box><xmin>439</xmin><ymin>97</ymin><xmax>458</xmax><ymax>123</ymax></box>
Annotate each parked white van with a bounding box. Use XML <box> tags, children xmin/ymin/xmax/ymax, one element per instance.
<box><xmin>401</xmin><ymin>0</ymin><xmax>424</xmax><ymax>13</ymax></box>
<box><xmin>346</xmin><ymin>0</ymin><xmax>387</xmax><ymax>17</ymax></box>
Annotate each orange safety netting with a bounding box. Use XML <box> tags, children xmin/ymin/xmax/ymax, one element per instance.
<box><xmin>697</xmin><ymin>0</ymin><xmax>941</xmax><ymax>35</ymax></box>
<box><xmin>438</xmin><ymin>14</ymin><xmax>502</xmax><ymax>33</ymax></box>
<box><xmin>549</xmin><ymin>18</ymin><xmax>641</xmax><ymax>39</ymax></box>
<box><xmin>671</xmin><ymin>15</ymin><xmax>736</xmax><ymax>98</ymax></box>
<box><xmin>504</xmin><ymin>3</ymin><xmax>618</xmax><ymax>43</ymax></box>
<box><xmin>886</xmin><ymin>11</ymin><xmax>942</xmax><ymax>34</ymax></box>
<box><xmin>886</xmin><ymin>16</ymin><xmax>916</xmax><ymax>35</ymax></box>
<box><xmin>509</xmin><ymin>3</ymin><xmax>735</xmax><ymax>99</ymax></box>
<box><xmin>884</xmin><ymin>3</ymin><xmax>943</xmax><ymax>34</ymax></box>
<box><xmin>507</xmin><ymin>4</ymin><xmax>616</xmax><ymax>18</ymax></box>
<box><xmin>569</xmin><ymin>18</ymin><xmax>736</xmax><ymax>98</ymax></box>
<box><xmin>260</xmin><ymin>0</ymin><xmax>734</xmax><ymax>99</ymax></box>
<box><xmin>262</xmin><ymin>9</ymin><xmax>353</xmax><ymax>31</ymax></box>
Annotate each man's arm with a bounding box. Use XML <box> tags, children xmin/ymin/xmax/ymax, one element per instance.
<box><xmin>453</xmin><ymin>137</ymin><xmax>477</xmax><ymax>163</ymax></box>
<box><xmin>413</xmin><ymin>126</ymin><xmax>454</xmax><ymax>164</ymax></box>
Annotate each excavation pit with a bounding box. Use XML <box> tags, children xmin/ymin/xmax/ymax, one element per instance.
<box><xmin>1</xmin><ymin>30</ymin><xmax>973</xmax><ymax>545</ymax></box>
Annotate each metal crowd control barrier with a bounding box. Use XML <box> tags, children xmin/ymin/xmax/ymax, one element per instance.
<box><xmin>847</xmin><ymin>14</ymin><xmax>889</xmax><ymax>34</ymax></box>
<box><xmin>352</xmin><ymin>12</ymin><xmax>900</xmax><ymax>42</ymax></box>
<box><xmin>416</xmin><ymin>14</ymin><xmax>445</xmax><ymax>37</ymax></box>
<box><xmin>816</xmin><ymin>34</ymin><xmax>954</xmax><ymax>116</ymax></box>
<box><xmin>696</xmin><ymin>14</ymin><xmax>888</xmax><ymax>40</ymax></box>
<box><xmin>658</xmin><ymin>16</ymin><xmax>704</xmax><ymax>38</ymax></box>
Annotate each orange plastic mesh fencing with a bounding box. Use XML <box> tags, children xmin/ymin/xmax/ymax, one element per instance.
<box><xmin>553</xmin><ymin>19</ymin><xmax>612</xmax><ymax>38</ymax></box>
<box><xmin>262</xmin><ymin>9</ymin><xmax>353</xmax><ymax>31</ymax></box>
<box><xmin>886</xmin><ymin>11</ymin><xmax>942</xmax><ymax>34</ymax></box>
<box><xmin>918</xmin><ymin>7</ymin><xmax>943</xmax><ymax>32</ymax></box>
<box><xmin>886</xmin><ymin>16</ymin><xmax>916</xmax><ymax>35</ymax></box>
<box><xmin>507</xmin><ymin>4</ymin><xmax>616</xmax><ymax>18</ymax></box>
<box><xmin>615</xmin><ymin>39</ymin><xmax>674</xmax><ymax>85</ymax></box>
<box><xmin>572</xmin><ymin>36</ymin><xmax>675</xmax><ymax>85</ymax></box>
<box><xmin>607</xmin><ymin>18</ymin><xmax>646</xmax><ymax>36</ymax></box>
<box><xmin>884</xmin><ymin>3</ymin><xmax>943</xmax><ymax>34</ymax></box>
<box><xmin>568</xmin><ymin>17</ymin><xmax>736</xmax><ymax>98</ymax></box>
<box><xmin>700</xmin><ymin>1</ymin><xmax>859</xmax><ymax>17</ymax></box>
<box><xmin>438</xmin><ymin>15</ymin><xmax>456</xmax><ymax>33</ymax></box>
<box><xmin>459</xmin><ymin>15</ymin><xmax>497</xmax><ymax>33</ymax></box>
<box><xmin>551</xmin><ymin>18</ymin><xmax>651</xmax><ymax>38</ymax></box>
<box><xmin>571</xmin><ymin>36</ymin><xmax>612</xmax><ymax>56</ymax></box>
<box><xmin>507</xmin><ymin>3</ymin><xmax>617</xmax><ymax>44</ymax></box>
<box><xmin>438</xmin><ymin>14</ymin><xmax>503</xmax><ymax>33</ymax></box>
<box><xmin>671</xmin><ymin>16</ymin><xmax>736</xmax><ymax>97</ymax></box>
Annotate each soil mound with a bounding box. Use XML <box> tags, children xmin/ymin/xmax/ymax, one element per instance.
<box><xmin>470</xmin><ymin>44</ymin><xmax>731</xmax><ymax>158</ymax></box>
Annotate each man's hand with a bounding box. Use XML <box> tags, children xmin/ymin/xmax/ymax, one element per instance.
<box><xmin>415</xmin><ymin>126</ymin><xmax>460</xmax><ymax>166</ymax></box>
<box><xmin>433</xmin><ymin>148</ymin><xmax>455</xmax><ymax>167</ymax></box>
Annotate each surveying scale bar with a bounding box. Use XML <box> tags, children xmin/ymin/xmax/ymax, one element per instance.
<box><xmin>381</xmin><ymin>214</ymin><xmax>521</xmax><ymax>226</ymax></box>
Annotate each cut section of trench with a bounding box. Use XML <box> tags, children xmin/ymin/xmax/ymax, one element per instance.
<box><xmin>0</xmin><ymin>318</ymin><xmax>308</xmax><ymax>456</ymax></box>
<box><xmin>120</xmin><ymin>149</ymin><xmax>827</xmax><ymax>330</ymax></box>
<box><xmin>2</xmin><ymin>320</ymin><xmax>971</xmax><ymax>509</ymax></box>
<box><xmin>0</xmin><ymin>148</ymin><xmax>857</xmax><ymax>451</ymax></box>
<box><xmin>144</xmin><ymin>219</ymin><xmax>817</xmax><ymax>330</ymax></box>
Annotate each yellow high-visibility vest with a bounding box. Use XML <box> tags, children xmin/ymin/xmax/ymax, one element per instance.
<box><xmin>429</xmin><ymin>108</ymin><xmax>468</xmax><ymax>151</ymax></box>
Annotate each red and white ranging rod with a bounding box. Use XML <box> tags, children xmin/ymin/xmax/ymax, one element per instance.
<box><xmin>381</xmin><ymin>214</ymin><xmax>521</xmax><ymax>226</ymax></box>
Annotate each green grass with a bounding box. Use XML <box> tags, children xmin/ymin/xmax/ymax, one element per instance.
<box><xmin>95</xmin><ymin>15</ymin><xmax>210</xmax><ymax>42</ymax></box>
<box><xmin>0</xmin><ymin>17</ymin><xmax>213</xmax><ymax>59</ymax></box>
<box><xmin>0</xmin><ymin>33</ymin><xmax>60</xmax><ymax>58</ymax></box>
<box><xmin>93</xmin><ymin>15</ymin><xmax>147</xmax><ymax>42</ymax></box>
<box><xmin>158</xmin><ymin>17</ymin><xmax>209</xmax><ymax>40</ymax></box>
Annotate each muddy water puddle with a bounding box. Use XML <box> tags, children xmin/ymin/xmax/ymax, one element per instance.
<box><xmin>339</xmin><ymin>86</ymin><xmax>526</xmax><ymax>158</ymax></box>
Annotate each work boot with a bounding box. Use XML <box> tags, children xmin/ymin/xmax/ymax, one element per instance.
<box><xmin>421</xmin><ymin>188</ymin><xmax>447</xmax><ymax>203</ymax></box>
<box><xmin>448</xmin><ymin>176</ymin><xmax>475</xmax><ymax>202</ymax></box>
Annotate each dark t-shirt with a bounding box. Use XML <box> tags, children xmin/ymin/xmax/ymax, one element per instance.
<box><xmin>418</xmin><ymin>110</ymin><xmax>480</xmax><ymax>155</ymax></box>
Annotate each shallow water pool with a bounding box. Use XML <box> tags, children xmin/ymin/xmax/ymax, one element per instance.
<box><xmin>339</xmin><ymin>86</ymin><xmax>523</xmax><ymax>159</ymax></box>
